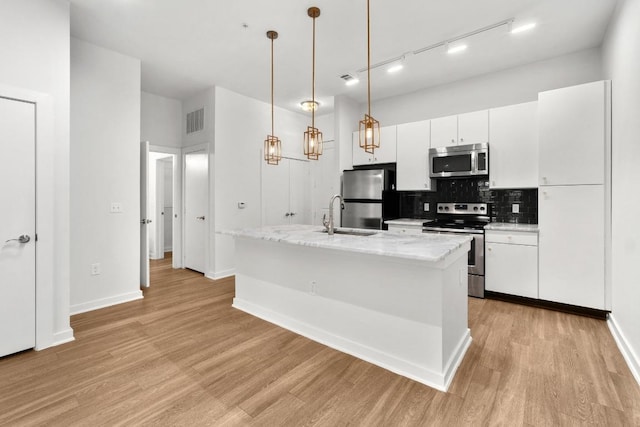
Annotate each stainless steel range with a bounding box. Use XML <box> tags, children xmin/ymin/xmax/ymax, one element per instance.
<box><xmin>422</xmin><ymin>202</ymin><xmax>490</xmax><ymax>298</ymax></box>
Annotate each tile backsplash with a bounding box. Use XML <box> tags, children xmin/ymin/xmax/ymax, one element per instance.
<box><xmin>398</xmin><ymin>178</ymin><xmax>538</xmax><ymax>224</ymax></box>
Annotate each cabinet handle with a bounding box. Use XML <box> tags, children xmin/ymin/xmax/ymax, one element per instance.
<box><xmin>460</xmin><ymin>138</ymin><xmax>464</xmax><ymax>143</ymax></box>
<box><xmin>487</xmin><ymin>247</ymin><xmax>492</xmax><ymax>251</ymax></box>
<box><xmin>285</xmin><ymin>212</ymin><xmax>291</xmax><ymax>217</ymax></box>
<box><xmin>451</xmin><ymin>139</ymin><xmax>455</xmax><ymax>143</ymax></box>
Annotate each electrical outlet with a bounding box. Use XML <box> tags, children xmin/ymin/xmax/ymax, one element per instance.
<box><xmin>310</xmin><ymin>281</ymin><xmax>317</xmax><ymax>295</ymax></box>
<box><xmin>90</xmin><ymin>263</ymin><xmax>101</xmax><ymax>276</ymax></box>
<box><xmin>110</xmin><ymin>202</ymin><xmax>123</xmax><ymax>213</ymax></box>
<box><xmin>512</xmin><ymin>204</ymin><xmax>520</xmax><ymax>214</ymax></box>
<box><xmin>423</xmin><ymin>202</ymin><xmax>429</xmax><ymax>212</ymax></box>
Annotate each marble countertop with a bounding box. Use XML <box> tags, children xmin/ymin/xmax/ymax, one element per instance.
<box><xmin>221</xmin><ymin>224</ymin><xmax>471</xmax><ymax>263</ymax></box>
<box><xmin>484</xmin><ymin>223</ymin><xmax>539</xmax><ymax>232</ymax></box>
<box><xmin>384</xmin><ymin>218</ymin><xmax>430</xmax><ymax>227</ymax></box>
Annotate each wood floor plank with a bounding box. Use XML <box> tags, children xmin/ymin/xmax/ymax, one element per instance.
<box><xmin>0</xmin><ymin>255</ymin><xmax>638</xmax><ymax>425</ymax></box>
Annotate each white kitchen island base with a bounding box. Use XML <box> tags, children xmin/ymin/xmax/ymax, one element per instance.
<box><xmin>229</xmin><ymin>227</ymin><xmax>472</xmax><ymax>392</ymax></box>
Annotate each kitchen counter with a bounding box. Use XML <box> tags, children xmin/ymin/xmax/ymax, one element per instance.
<box><xmin>484</xmin><ymin>223</ymin><xmax>539</xmax><ymax>232</ymax></box>
<box><xmin>384</xmin><ymin>218</ymin><xmax>430</xmax><ymax>227</ymax></box>
<box><xmin>225</xmin><ymin>224</ymin><xmax>472</xmax><ymax>391</ymax></box>
<box><xmin>223</xmin><ymin>224</ymin><xmax>470</xmax><ymax>264</ymax></box>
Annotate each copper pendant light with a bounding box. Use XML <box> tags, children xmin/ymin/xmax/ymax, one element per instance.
<box><xmin>264</xmin><ymin>30</ymin><xmax>282</xmax><ymax>165</ymax></box>
<box><xmin>303</xmin><ymin>6</ymin><xmax>323</xmax><ymax>160</ymax></box>
<box><xmin>359</xmin><ymin>0</ymin><xmax>380</xmax><ymax>154</ymax></box>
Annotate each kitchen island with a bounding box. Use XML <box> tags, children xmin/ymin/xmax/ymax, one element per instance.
<box><xmin>222</xmin><ymin>224</ymin><xmax>472</xmax><ymax>391</ymax></box>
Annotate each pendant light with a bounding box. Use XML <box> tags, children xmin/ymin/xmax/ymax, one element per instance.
<box><xmin>359</xmin><ymin>0</ymin><xmax>380</xmax><ymax>154</ymax></box>
<box><xmin>303</xmin><ymin>6</ymin><xmax>323</xmax><ymax>160</ymax></box>
<box><xmin>264</xmin><ymin>30</ymin><xmax>282</xmax><ymax>165</ymax></box>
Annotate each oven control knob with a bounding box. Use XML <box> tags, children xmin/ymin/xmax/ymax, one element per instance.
<box><xmin>480</xmin><ymin>207</ymin><xmax>485</xmax><ymax>211</ymax></box>
<box><xmin>473</xmin><ymin>207</ymin><xmax>478</xmax><ymax>211</ymax></box>
<box><xmin>444</xmin><ymin>207</ymin><xmax>449</xmax><ymax>211</ymax></box>
<box><xmin>438</xmin><ymin>206</ymin><xmax>443</xmax><ymax>211</ymax></box>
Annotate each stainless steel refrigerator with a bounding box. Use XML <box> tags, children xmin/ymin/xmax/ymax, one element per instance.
<box><xmin>342</xmin><ymin>169</ymin><xmax>398</xmax><ymax>229</ymax></box>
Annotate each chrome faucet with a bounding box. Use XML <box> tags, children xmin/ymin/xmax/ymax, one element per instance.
<box><xmin>322</xmin><ymin>194</ymin><xmax>344</xmax><ymax>235</ymax></box>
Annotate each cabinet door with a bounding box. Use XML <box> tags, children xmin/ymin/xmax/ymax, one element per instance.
<box><xmin>489</xmin><ymin>102</ymin><xmax>538</xmax><ymax>189</ymax></box>
<box><xmin>262</xmin><ymin>158</ymin><xmax>291</xmax><ymax>225</ymax></box>
<box><xmin>430</xmin><ymin>115</ymin><xmax>458</xmax><ymax>148</ymax></box>
<box><xmin>538</xmin><ymin>185</ymin><xmax>605</xmax><ymax>309</ymax></box>
<box><xmin>289</xmin><ymin>159</ymin><xmax>311</xmax><ymax>224</ymax></box>
<box><xmin>458</xmin><ymin>110</ymin><xmax>488</xmax><ymax>145</ymax></box>
<box><xmin>371</xmin><ymin>126</ymin><xmax>397</xmax><ymax>164</ymax></box>
<box><xmin>352</xmin><ymin>131</ymin><xmax>372</xmax><ymax>166</ymax></box>
<box><xmin>396</xmin><ymin>120</ymin><xmax>432</xmax><ymax>191</ymax></box>
<box><xmin>538</xmin><ymin>81</ymin><xmax>607</xmax><ymax>186</ymax></box>
<box><xmin>486</xmin><ymin>241</ymin><xmax>538</xmax><ymax>298</ymax></box>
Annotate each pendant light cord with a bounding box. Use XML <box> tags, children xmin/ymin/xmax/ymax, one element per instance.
<box><xmin>312</xmin><ymin>14</ymin><xmax>316</xmax><ymax>130</ymax></box>
<box><xmin>367</xmin><ymin>0</ymin><xmax>371</xmax><ymax>118</ymax></box>
<box><xmin>271</xmin><ymin>36</ymin><xmax>275</xmax><ymax>136</ymax></box>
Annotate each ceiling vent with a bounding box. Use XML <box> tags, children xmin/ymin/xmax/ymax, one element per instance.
<box><xmin>186</xmin><ymin>108</ymin><xmax>204</xmax><ymax>134</ymax></box>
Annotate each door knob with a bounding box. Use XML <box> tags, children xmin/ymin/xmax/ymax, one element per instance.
<box><xmin>196</xmin><ymin>216</ymin><xmax>205</xmax><ymax>220</ymax></box>
<box><xmin>140</xmin><ymin>219</ymin><xmax>152</xmax><ymax>224</ymax></box>
<box><xmin>5</xmin><ymin>235</ymin><xmax>30</xmax><ymax>244</ymax></box>
<box><xmin>285</xmin><ymin>213</ymin><xmax>291</xmax><ymax>217</ymax></box>
<box><xmin>290</xmin><ymin>212</ymin><xmax>296</xmax><ymax>216</ymax></box>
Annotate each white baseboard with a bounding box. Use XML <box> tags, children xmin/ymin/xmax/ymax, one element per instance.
<box><xmin>233</xmin><ymin>297</ymin><xmax>470</xmax><ymax>392</ymax></box>
<box><xmin>206</xmin><ymin>268</ymin><xmax>235</xmax><ymax>281</ymax></box>
<box><xmin>70</xmin><ymin>291</ymin><xmax>143</xmax><ymax>315</ymax></box>
<box><xmin>608</xmin><ymin>314</ymin><xmax>640</xmax><ymax>386</ymax></box>
<box><xmin>52</xmin><ymin>328</ymin><xmax>75</xmax><ymax>346</ymax></box>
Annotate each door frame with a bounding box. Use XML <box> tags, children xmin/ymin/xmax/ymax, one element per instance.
<box><xmin>0</xmin><ymin>84</ymin><xmax>72</xmax><ymax>350</ymax></box>
<box><xmin>182</xmin><ymin>143</ymin><xmax>210</xmax><ymax>274</ymax></box>
<box><xmin>150</xmin><ymin>145</ymin><xmax>183</xmax><ymax>269</ymax></box>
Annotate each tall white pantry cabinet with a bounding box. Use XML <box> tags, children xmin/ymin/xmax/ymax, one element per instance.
<box><xmin>537</xmin><ymin>80</ymin><xmax>611</xmax><ymax>310</ymax></box>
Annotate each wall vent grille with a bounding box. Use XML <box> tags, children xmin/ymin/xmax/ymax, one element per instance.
<box><xmin>186</xmin><ymin>108</ymin><xmax>204</xmax><ymax>134</ymax></box>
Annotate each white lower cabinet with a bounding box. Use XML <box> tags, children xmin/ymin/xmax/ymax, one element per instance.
<box><xmin>538</xmin><ymin>185</ymin><xmax>605</xmax><ymax>309</ymax></box>
<box><xmin>485</xmin><ymin>231</ymin><xmax>538</xmax><ymax>299</ymax></box>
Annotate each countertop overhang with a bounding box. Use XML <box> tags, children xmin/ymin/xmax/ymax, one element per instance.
<box><xmin>221</xmin><ymin>224</ymin><xmax>471</xmax><ymax>263</ymax></box>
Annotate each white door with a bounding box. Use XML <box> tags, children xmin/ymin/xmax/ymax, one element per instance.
<box><xmin>140</xmin><ymin>141</ymin><xmax>150</xmax><ymax>288</ymax></box>
<box><xmin>0</xmin><ymin>96</ymin><xmax>36</xmax><ymax>357</ymax></box>
<box><xmin>262</xmin><ymin>158</ymin><xmax>290</xmax><ymax>225</ymax></box>
<box><xmin>184</xmin><ymin>150</ymin><xmax>207</xmax><ymax>273</ymax></box>
<box><xmin>288</xmin><ymin>159</ymin><xmax>311</xmax><ymax>224</ymax></box>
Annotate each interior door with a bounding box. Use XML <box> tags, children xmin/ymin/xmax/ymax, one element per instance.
<box><xmin>288</xmin><ymin>159</ymin><xmax>310</xmax><ymax>224</ymax></box>
<box><xmin>0</xmin><ymin>96</ymin><xmax>36</xmax><ymax>357</ymax></box>
<box><xmin>261</xmin><ymin>158</ymin><xmax>290</xmax><ymax>225</ymax></box>
<box><xmin>184</xmin><ymin>150</ymin><xmax>207</xmax><ymax>273</ymax></box>
<box><xmin>140</xmin><ymin>141</ymin><xmax>150</xmax><ymax>288</ymax></box>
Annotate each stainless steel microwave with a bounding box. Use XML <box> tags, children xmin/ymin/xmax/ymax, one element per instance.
<box><xmin>428</xmin><ymin>143</ymin><xmax>489</xmax><ymax>178</ymax></box>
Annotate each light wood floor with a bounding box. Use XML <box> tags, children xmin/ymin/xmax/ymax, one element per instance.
<box><xmin>1</xmin><ymin>255</ymin><xmax>639</xmax><ymax>426</ymax></box>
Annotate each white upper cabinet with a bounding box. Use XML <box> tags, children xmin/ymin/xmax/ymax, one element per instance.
<box><xmin>352</xmin><ymin>126</ymin><xmax>397</xmax><ymax>166</ymax></box>
<box><xmin>489</xmin><ymin>101</ymin><xmax>538</xmax><ymax>189</ymax></box>
<box><xmin>458</xmin><ymin>110</ymin><xmax>489</xmax><ymax>145</ymax></box>
<box><xmin>538</xmin><ymin>81</ymin><xmax>608</xmax><ymax>186</ymax></box>
<box><xmin>430</xmin><ymin>110</ymin><xmax>488</xmax><ymax>148</ymax></box>
<box><xmin>396</xmin><ymin>120</ymin><xmax>434</xmax><ymax>191</ymax></box>
<box><xmin>430</xmin><ymin>115</ymin><xmax>458</xmax><ymax>148</ymax></box>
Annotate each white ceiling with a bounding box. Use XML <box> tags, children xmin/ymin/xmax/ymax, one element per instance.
<box><xmin>70</xmin><ymin>0</ymin><xmax>617</xmax><ymax>114</ymax></box>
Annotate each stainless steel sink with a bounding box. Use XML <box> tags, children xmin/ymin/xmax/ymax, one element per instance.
<box><xmin>318</xmin><ymin>229</ymin><xmax>377</xmax><ymax>237</ymax></box>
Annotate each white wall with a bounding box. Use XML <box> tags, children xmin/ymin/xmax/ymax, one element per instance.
<box><xmin>0</xmin><ymin>0</ymin><xmax>72</xmax><ymax>346</ymax></box>
<box><xmin>602</xmin><ymin>0</ymin><xmax>640</xmax><ymax>385</ymax></box>
<box><xmin>335</xmin><ymin>95</ymin><xmax>360</xmax><ymax>172</ymax></box>
<box><xmin>141</xmin><ymin>92</ymin><xmax>182</xmax><ymax>148</ymax></box>
<box><xmin>70</xmin><ymin>38</ymin><xmax>143</xmax><ymax>313</ymax></box>
<box><xmin>368</xmin><ymin>48</ymin><xmax>603</xmax><ymax>126</ymax></box>
<box><xmin>211</xmin><ymin>87</ymin><xmax>308</xmax><ymax>278</ymax></box>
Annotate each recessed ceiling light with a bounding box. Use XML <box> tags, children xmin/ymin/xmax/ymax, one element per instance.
<box><xmin>387</xmin><ymin>64</ymin><xmax>404</xmax><ymax>73</ymax></box>
<box><xmin>511</xmin><ymin>22</ymin><xmax>536</xmax><ymax>34</ymax></box>
<box><xmin>447</xmin><ymin>44</ymin><xmax>467</xmax><ymax>54</ymax></box>
<box><xmin>300</xmin><ymin>100</ymin><xmax>319</xmax><ymax>112</ymax></box>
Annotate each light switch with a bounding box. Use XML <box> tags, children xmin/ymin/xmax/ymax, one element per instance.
<box><xmin>512</xmin><ymin>204</ymin><xmax>520</xmax><ymax>214</ymax></box>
